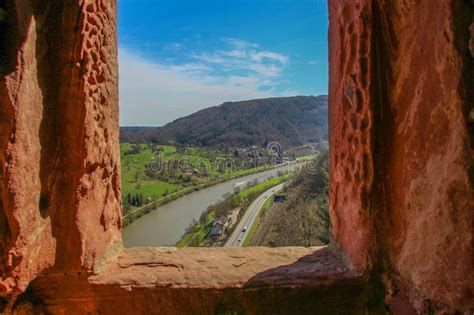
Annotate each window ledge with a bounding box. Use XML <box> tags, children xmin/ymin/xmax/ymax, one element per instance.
<box><xmin>92</xmin><ymin>246</ymin><xmax>362</xmax><ymax>289</ymax></box>
<box><xmin>24</xmin><ymin>246</ymin><xmax>368</xmax><ymax>314</ymax></box>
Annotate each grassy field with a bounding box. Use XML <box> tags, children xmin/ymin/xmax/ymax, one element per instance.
<box><xmin>176</xmin><ymin>212</ymin><xmax>216</xmax><ymax>247</ymax></box>
<box><xmin>238</xmin><ymin>173</ymin><xmax>292</xmax><ymax>199</ymax></box>
<box><xmin>121</xmin><ymin>143</ymin><xmax>246</xmax><ymax>205</ymax></box>
<box><xmin>121</xmin><ymin>142</ymin><xmax>296</xmax><ymax>211</ymax></box>
<box><xmin>296</xmin><ymin>155</ymin><xmax>316</xmax><ymax>161</ymax></box>
<box><xmin>121</xmin><ymin>144</ymin><xmax>180</xmax><ymax>199</ymax></box>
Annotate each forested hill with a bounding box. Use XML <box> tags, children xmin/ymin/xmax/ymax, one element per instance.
<box><xmin>120</xmin><ymin>95</ymin><xmax>328</xmax><ymax>148</ymax></box>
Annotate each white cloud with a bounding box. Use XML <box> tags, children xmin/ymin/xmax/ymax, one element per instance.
<box><xmin>190</xmin><ymin>53</ymin><xmax>227</xmax><ymax>64</ymax></box>
<box><xmin>308</xmin><ymin>59</ymin><xmax>327</xmax><ymax>65</ymax></box>
<box><xmin>191</xmin><ymin>39</ymin><xmax>289</xmax><ymax>81</ymax></box>
<box><xmin>119</xmin><ymin>38</ymin><xmax>294</xmax><ymax>126</ymax></box>
<box><xmin>250</xmin><ymin>51</ymin><xmax>288</xmax><ymax>63</ymax></box>
<box><xmin>221</xmin><ymin>37</ymin><xmax>258</xmax><ymax>50</ymax></box>
<box><xmin>167</xmin><ymin>63</ymin><xmax>212</xmax><ymax>76</ymax></box>
<box><xmin>221</xmin><ymin>50</ymin><xmax>247</xmax><ymax>58</ymax></box>
<box><xmin>119</xmin><ymin>49</ymin><xmax>274</xmax><ymax>126</ymax></box>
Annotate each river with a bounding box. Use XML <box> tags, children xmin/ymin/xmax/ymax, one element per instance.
<box><xmin>122</xmin><ymin>162</ymin><xmax>305</xmax><ymax>247</ymax></box>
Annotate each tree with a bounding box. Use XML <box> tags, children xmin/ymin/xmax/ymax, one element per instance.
<box><xmin>189</xmin><ymin>236</ymin><xmax>200</xmax><ymax>247</ymax></box>
<box><xmin>134</xmin><ymin>170</ymin><xmax>140</xmax><ymax>182</ymax></box>
<box><xmin>186</xmin><ymin>219</ymin><xmax>198</xmax><ymax>234</ymax></box>
<box><xmin>259</xmin><ymin>150</ymin><xmax>330</xmax><ymax>247</ymax></box>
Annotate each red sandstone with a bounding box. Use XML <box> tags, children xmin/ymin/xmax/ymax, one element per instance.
<box><xmin>0</xmin><ymin>0</ymin><xmax>121</xmax><ymax>295</ymax></box>
<box><xmin>329</xmin><ymin>0</ymin><xmax>473</xmax><ymax>312</ymax></box>
<box><xmin>0</xmin><ymin>0</ymin><xmax>473</xmax><ymax>314</ymax></box>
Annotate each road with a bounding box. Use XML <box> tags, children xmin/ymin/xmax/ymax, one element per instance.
<box><xmin>225</xmin><ymin>182</ymin><xmax>286</xmax><ymax>247</ymax></box>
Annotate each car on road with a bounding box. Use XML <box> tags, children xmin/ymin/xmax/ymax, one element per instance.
<box><xmin>238</xmin><ymin>238</ymin><xmax>242</xmax><ymax>242</ymax></box>
<box><xmin>242</xmin><ymin>227</ymin><xmax>248</xmax><ymax>232</ymax></box>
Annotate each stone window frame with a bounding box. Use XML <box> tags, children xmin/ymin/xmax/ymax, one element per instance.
<box><xmin>0</xmin><ymin>1</ymin><xmax>372</xmax><ymax>311</ymax></box>
<box><xmin>1</xmin><ymin>0</ymin><xmax>472</xmax><ymax>313</ymax></box>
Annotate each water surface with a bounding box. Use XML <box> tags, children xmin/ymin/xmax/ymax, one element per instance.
<box><xmin>122</xmin><ymin>162</ymin><xmax>304</xmax><ymax>247</ymax></box>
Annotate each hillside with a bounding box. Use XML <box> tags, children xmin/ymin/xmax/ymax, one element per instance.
<box><xmin>120</xmin><ymin>95</ymin><xmax>328</xmax><ymax>148</ymax></box>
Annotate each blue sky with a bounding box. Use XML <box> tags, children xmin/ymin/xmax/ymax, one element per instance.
<box><xmin>118</xmin><ymin>0</ymin><xmax>328</xmax><ymax>126</ymax></box>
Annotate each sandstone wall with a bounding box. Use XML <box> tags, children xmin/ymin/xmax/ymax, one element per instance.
<box><xmin>0</xmin><ymin>0</ymin><xmax>122</xmax><ymax>296</ymax></box>
<box><xmin>328</xmin><ymin>0</ymin><xmax>376</xmax><ymax>271</ymax></box>
<box><xmin>329</xmin><ymin>0</ymin><xmax>473</xmax><ymax>312</ymax></box>
<box><xmin>0</xmin><ymin>0</ymin><xmax>472</xmax><ymax>313</ymax></box>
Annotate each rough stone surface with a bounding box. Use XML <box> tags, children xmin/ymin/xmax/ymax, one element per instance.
<box><xmin>0</xmin><ymin>0</ymin><xmax>472</xmax><ymax>313</ymax></box>
<box><xmin>0</xmin><ymin>0</ymin><xmax>122</xmax><ymax>296</ymax></box>
<box><xmin>375</xmin><ymin>1</ymin><xmax>473</xmax><ymax>312</ymax></box>
<box><xmin>93</xmin><ymin>246</ymin><xmax>359</xmax><ymax>289</ymax></box>
<box><xmin>328</xmin><ymin>0</ymin><xmax>376</xmax><ymax>271</ymax></box>
<box><xmin>329</xmin><ymin>0</ymin><xmax>474</xmax><ymax>313</ymax></box>
<box><xmin>10</xmin><ymin>247</ymin><xmax>367</xmax><ymax>314</ymax></box>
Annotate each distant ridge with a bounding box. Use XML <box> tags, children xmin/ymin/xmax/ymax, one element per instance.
<box><xmin>120</xmin><ymin>95</ymin><xmax>328</xmax><ymax>148</ymax></box>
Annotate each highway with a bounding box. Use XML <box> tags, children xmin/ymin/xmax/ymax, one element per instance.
<box><xmin>225</xmin><ymin>182</ymin><xmax>286</xmax><ymax>247</ymax></box>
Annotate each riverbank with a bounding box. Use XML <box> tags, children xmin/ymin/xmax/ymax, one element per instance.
<box><xmin>176</xmin><ymin>173</ymin><xmax>292</xmax><ymax>248</ymax></box>
<box><xmin>122</xmin><ymin>160</ymin><xmax>306</xmax><ymax>227</ymax></box>
<box><xmin>122</xmin><ymin>161</ymin><xmax>307</xmax><ymax>247</ymax></box>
